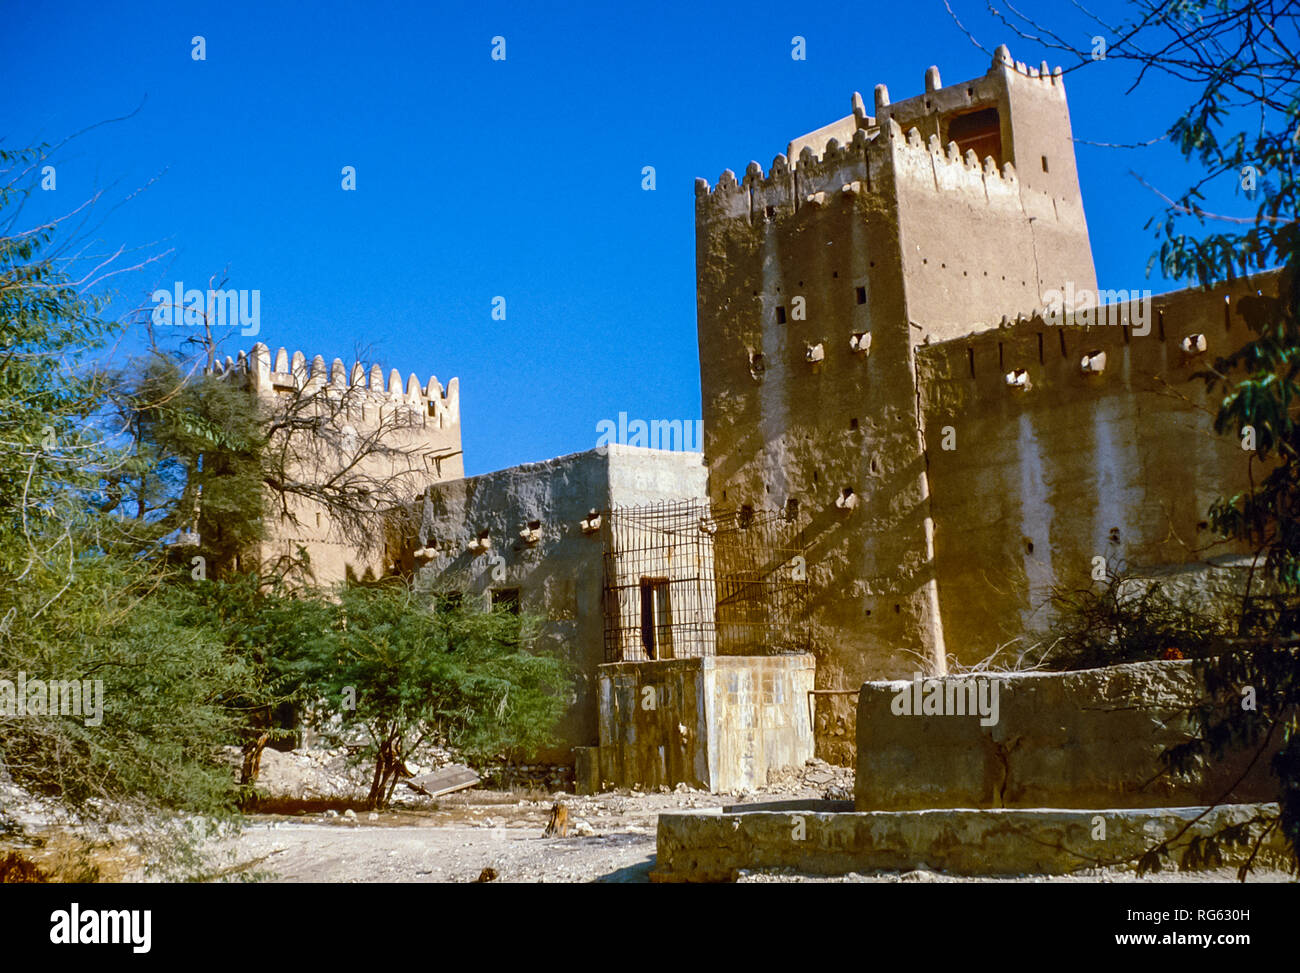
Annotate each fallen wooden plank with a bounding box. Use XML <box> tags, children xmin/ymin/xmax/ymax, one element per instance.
<box><xmin>404</xmin><ymin>765</ymin><xmax>480</xmax><ymax>798</ymax></box>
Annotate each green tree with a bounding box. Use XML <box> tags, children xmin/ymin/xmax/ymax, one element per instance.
<box><xmin>0</xmin><ymin>146</ymin><xmax>249</xmax><ymax>826</ymax></box>
<box><xmin>105</xmin><ymin>353</ymin><xmax>268</xmax><ymax>578</ymax></box>
<box><xmin>161</xmin><ymin>573</ymin><xmax>332</xmax><ymax>790</ymax></box>
<box><xmin>306</xmin><ymin>582</ymin><xmax>568</xmax><ymax>809</ymax></box>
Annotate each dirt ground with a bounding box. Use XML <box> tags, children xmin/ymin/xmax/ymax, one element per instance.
<box><xmin>217</xmin><ymin>789</ymin><xmax>1294</xmax><ymax>884</ymax></box>
<box><xmin>5</xmin><ymin>754</ymin><xmax>1293</xmax><ymax>883</ymax></box>
<box><xmin>226</xmin><ymin>791</ymin><xmax>673</xmax><ymax>883</ymax></box>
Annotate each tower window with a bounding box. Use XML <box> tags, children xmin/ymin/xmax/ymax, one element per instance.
<box><xmin>776</xmin><ymin>306</ymin><xmax>787</xmax><ymax>324</ymax></box>
<box><xmin>855</xmin><ymin>286</ymin><xmax>866</xmax><ymax>304</ymax></box>
<box><xmin>1041</xmin><ymin>155</ymin><xmax>1049</xmax><ymax>172</ymax></box>
<box><xmin>946</xmin><ymin>107</ymin><xmax>1002</xmax><ymax>166</ymax></box>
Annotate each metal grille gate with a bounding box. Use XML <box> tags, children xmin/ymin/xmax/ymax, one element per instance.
<box><xmin>602</xmin><ymin>500</ymin><xmax>809</xmax><ymax>662</ymax></box>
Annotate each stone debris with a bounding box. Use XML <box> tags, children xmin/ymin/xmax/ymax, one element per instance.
<box><xmin>756</xmin><ymin>757</ymin><xmax>855</xmax><ymax>799</ymax></box>
<box><xmin>222</xmin><ymin>745</ymin><xmax>472</xmax><ymax>807</ymax></box>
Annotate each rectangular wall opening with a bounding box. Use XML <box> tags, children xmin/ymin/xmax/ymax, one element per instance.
<box><xmin>639</xmin><ymin>578</ymin><xmax>673</xmax><ymax>660</ymax></box>
<box><xmin>945</xmin><ymin>107</ymin><xmax>1002</xmax><ymax>167</ymax></box>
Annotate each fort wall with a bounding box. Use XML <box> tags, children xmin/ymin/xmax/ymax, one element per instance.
<box><xmin>917</xmin><ymin>272</ymin><xmax>1279</xmax><ymax>661</ymax></box>
<box><xmin>410</xmin><ymin>445</ymin><xmax>709</xmax><ymax>759</ymax></box>
<box><xmin>693</xmin><ymin>47</ymin><xmax>1241</xmax><ymax>760</ymax></box>
<box><xmin>697</xmin><ymin>148</ymin><xmax>941</xmax><ymax>764</ymax></box>
<box><xmin>215</xmin><ymin>342</ymin><xmax>463</xmax><ymax>585</ymax></box>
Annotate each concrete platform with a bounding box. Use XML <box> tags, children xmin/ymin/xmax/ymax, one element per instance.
<box><xmin>652</xmin><ymin>802</ymin><xmax>1288</xmax><ymax>882</ymax></box>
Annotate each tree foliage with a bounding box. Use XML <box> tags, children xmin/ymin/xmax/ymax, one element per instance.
<box><xmin>0</xmin><ymin>147</ymin><xmax>248</xmax><ymax>824</ymax></box>
<box><xmin>305</xmin><ymin>583</ymin><xmax>568</xmax><ymax>809</ymax></box>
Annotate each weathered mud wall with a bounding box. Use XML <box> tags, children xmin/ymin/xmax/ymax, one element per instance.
<box><xmin>414</xmin><ymin>445</ymin><xmax>708</xmax><ymax>760</ymax></box>
<box><xmin>917</xmin><ymin>274</ymin><xmax>1276</xmax><ymax>661</ymax></box>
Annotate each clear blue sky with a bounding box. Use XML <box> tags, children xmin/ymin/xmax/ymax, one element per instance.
<box><xmin>3</xmin><ymin>0</ymin><xmax>1227</xmax><ymax>475</ymax></box>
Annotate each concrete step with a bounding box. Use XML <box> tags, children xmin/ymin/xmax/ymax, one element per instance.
<box><xmin>651</xmin><ymin>802</ymin><xmax>1288</xmax><ymax>882</ymax></box>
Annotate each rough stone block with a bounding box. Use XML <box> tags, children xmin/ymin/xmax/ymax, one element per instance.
<box><xmin>855</xmin><ymin>660</ymin><xmax>1277</xmax><ymax>810</ymax></box>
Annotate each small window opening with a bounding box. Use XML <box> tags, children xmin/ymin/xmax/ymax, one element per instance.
<box><xmin>639</xmin><ymin>578</ymin><xmax>672</xmax><ymax>660</ymax></box>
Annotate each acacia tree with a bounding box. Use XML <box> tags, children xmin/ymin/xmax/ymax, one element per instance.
<box><xmin>0</xmin><ymin>146</ymin><xmax>250</xmax><ymax>828</ymax></box>
<box><xmin>949</xmin><ymin>0</ymin><xmax>1298</xmax><ymax>873</ymax></box>
<box><xmin>307</xmin><ymin>582</ymin><xmax>567</xmax><ymax>810</ymax></box>
<box><xmin>105</xmin><ymin>344</ymin><xmax>457</xmax><ymax>783</ymax></box>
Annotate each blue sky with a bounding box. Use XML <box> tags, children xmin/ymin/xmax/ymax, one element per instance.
<box><xmin>3</xmin><ymin>0</ymin><xmax>1234</xmax><ymax>474</ymax></box>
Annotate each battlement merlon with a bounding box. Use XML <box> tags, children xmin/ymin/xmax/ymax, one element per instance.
<box><xmin>695</xmin><ymin>43</ymin><xmax>1076</xmax><ymax>213</ymax></box>
<box><xmin>213</xmin><ymin>342</ymin><xmax>461</xmax><ymax>430</ymax></box>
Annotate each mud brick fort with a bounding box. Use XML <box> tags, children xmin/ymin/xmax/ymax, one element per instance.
<box><xmin>218</xmin><ymin>45</ymin><xmax>1276</xmax><ymax>787</ymax></box>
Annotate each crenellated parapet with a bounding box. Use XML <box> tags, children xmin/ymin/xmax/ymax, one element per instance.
<box><xmin>891</xmin><ymin>122</ymin><xmax>1020</xmax><ymax>210</ymax></box>
<box><xmin>696</xmin><ymin>42</ymin><xmax>1073</xmax><ymax>231</ymax></box>
<box><xmin>212</xmin><ymin>342</ymin><xmax>461</xmax><ymax>430</ymax></box>
<box><xmin>915</xmin><ymin>272</ymin><xmax>1283</xmax><ymax>414</ymax></box>
<box><xmin>696</xmin><ymin>118</ymin><xmax>1023</xmax><ymax>223</ymax></box>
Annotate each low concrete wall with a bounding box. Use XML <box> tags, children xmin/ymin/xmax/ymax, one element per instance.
<box><xmin>653</xmin><ymin>803</ymin><xmax>1288</xmax><ymax>882</ymax></box>
<box><xmin>598</xmin><ymin>659</ymin><xmax>711</xmax><ymax>789</ymax></box>
<box><xmin>855</xmin><ymin>660</ymin><xmax>1276</xmax><ymax>810</ymax></box>
<box><xmin>597</xmin><ymin>655</ymin><xmax>815</xmax><ymax>792</ymax></box>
